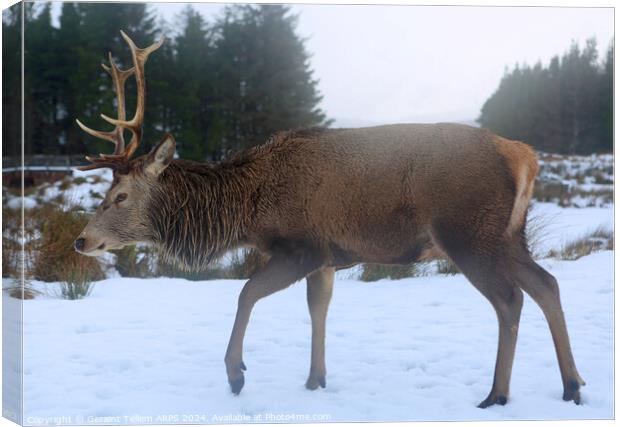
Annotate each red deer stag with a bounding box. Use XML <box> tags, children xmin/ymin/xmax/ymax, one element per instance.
<box><xmin>74</xmin><ymin>32</ymin><xmax>584</xmax><ymax>407</ymax></box>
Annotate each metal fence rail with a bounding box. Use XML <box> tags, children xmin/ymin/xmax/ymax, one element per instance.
<box><xmin>2</xmin><ymin>155</ymin><xmax>83</xmax><ymax>171</ymax></box>
<box><xmin>2</xmin><ymin>155</ymin><xmax>79</xmax><ymax>188</ymax></box>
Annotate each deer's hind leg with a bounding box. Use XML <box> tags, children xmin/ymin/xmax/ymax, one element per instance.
<box><xmin>462</xmin><ymin>257</ymin><xmax>524</xmax><ymax>408</ymax></box>
<box><xmin>511</xmin><ymin>250</ymin><xmax>585</xmax><ymax>404</ymax></box>
<box><xmin>432</xmin><ymin>230</ymin><xmax>524</xmax><ymax>408</ymax></box>
<box><xmin>305</xmin><ymin>266</ymin><xmax>334</xmax><ymax>390</ymax></box>
<box><xmin>476</xmin><ymin>270</ymin><xmax>524</xmax><ymax>408</ymax></box>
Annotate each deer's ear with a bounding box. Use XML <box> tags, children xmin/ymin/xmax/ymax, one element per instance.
<box><xmin>145</xmin><ymin>134</ymin><xmax>175</xmax><ymax>177</ymax></box>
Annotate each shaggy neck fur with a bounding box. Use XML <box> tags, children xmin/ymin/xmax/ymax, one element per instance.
<box><xmin>146</xmin><ymin>157</ymin><xmax>260</xmax><ymax>271</ymax></box>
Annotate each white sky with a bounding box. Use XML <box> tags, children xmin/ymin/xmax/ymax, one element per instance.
<box><xmin>50</xmin><ymin>1</ymin><xmax>614</xmax><ymax>126</ymax></box>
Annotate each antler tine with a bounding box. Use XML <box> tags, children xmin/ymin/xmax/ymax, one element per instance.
<box><xmin>102</xmin><ymin>51</ymin><xmax>135</xmax><ymax>155</ymax></box>
<box><xmin>75</xmin><ymin>118</ymin><xmax>120</xmax><ymax>144</ymax></box>
<box><xmin>77</xmin><ymin>157</ymin><xmax>122</xmax><ymax>171</ymax></box>
<box><xmin>75</xmin><ymin>53</ymin><xmax>135</xmax><ymax>157</ymax></box>
<box><xmin>100</xmin><ymin>31</ymin><xmax>165</xmax><ymax>159</ymax></box>
<box><xmin>76</xmin><ymin>31</ymin><xmax>164</xmax><ymax>171</ymax></box>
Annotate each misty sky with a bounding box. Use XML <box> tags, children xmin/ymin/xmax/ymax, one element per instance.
<box><xmin>52</xmin><ymin>2</ymin><xmax>614</xmax><ymax>126</ymax></box>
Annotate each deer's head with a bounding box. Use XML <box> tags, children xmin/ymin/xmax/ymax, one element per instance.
<box><xmin>73</xmin><ymin>31</ymin><xmax>175</xmax><ymax>256</ymax></box>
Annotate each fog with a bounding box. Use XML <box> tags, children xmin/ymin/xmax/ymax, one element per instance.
<box><xmin>53</xmin><ymin>2</ymin><xmax>614</xmax><ymax>126</ymax></box>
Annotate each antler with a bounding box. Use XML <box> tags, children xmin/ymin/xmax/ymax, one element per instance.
<box><xmin>77</xmin><ymin>30</ymin><xmax>164</xmax><ymax>171</ymax></box>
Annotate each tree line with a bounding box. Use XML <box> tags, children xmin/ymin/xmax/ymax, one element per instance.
<box><xmin>3</xmin><ymin>3</ymin><xmax>612</xmax><ymax>159</ymax></box>
<box><xmin>478</xmin><ymin>38</ymin><xmax>613</xmax><ymax>154</ymax></box>
<box><xmin>2</xmin><ymin>2</ymin><xmax>329</xmax><ymax>162</ymax></box>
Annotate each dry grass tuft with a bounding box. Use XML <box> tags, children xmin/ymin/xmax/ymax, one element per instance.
<box><xmin>226</xmin><ymin>249</ymin><xmax>269</xmax><ymax>279</ymax></box>
<box><xmin>5</xmin><ymin>283</ymin><xmax>39</xmax><ymax>300</ymax></box>
<box><xmin>360</xmin><ymin>263</ymin><xmax>419</xmax><ymax>282</ymax></box>
<box><xmin>547</xmin><ymin>226</ymin><xmax>613</xmax><ymax>261</ymax></box>
<box><xmin>32</xmin><ymin>203</ymin><xmax>104</xmax><ymax>297</ymax></box>
<box><xmin>57</xmin><ymin>178</ymin><xmax>72</xmax><ymax>191</ymax></box>
<box><xmin>2</xmin><ymin>207</ymin><xmax>21</xmax><ymax>278</ymax></box>
<box><xmin>110</xmin><ymin>245</ymin><xmax>157</xmax><ymax>278</ymax></box>
<box><xmin>525</xmin><ymin>210</ymin><xmax>558</xmax><ymax>259</ymax></box>
<box><xmin>435</xmin><ymin>259</ymin><xmax>460</xmax><ymax>275</ymax></box>
<box><xmin>10</xmin><ymin>287</ymin><xmax>36</xmax><ymax>300</ymax></box>
<box><xmin>72</xmin><ymin>176</ymin><xmax>88</xmax><ymax>185</ymax></box>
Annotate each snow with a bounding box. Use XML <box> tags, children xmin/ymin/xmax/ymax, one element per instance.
<box><xmin>64</xmin><ymin>169</ymin><xmax>113</xmax><ymax>210</ymax></box>
<box><xmin>6</xmin><ymin>197</ymin><xmax>36</xmax><ymax>210</ymax></box>
<box><xmin>536</xmin><ymin>152</ymin><xmax>613</xmax><ymax>208</ymax></box>
<box><xmin>71</xmin><ymin>168</ymin><xmax>114</xmax><ymax>182</ymax></box>
<box><xmin>3</xmin><ymin>168</ymin><xmax>113</xmax><ymax>213</ymax></box>
<box><xmin>527</xmin><ymin>202</ymin><xmax>613</xmax><ymax>257</ymax></box>
<box><xmin>15</xmin><ymin>249</ymin><xmax>613</xmax><ymax>423</ymax></box>
<box><xmin>2</xmin><ymin>290</ymin><xmax>23</xmax><ymax>425</ymax></box>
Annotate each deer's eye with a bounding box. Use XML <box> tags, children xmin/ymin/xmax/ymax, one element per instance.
<box><xmin>115</xmin><ymin>193</ymin><xmax>128</xmax><ymax>203</ymax></box>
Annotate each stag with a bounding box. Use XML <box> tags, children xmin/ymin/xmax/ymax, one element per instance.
<box><xmin>74</xmin><ymin>32</ymin><xmax>584</xmax><ymax>407</ymax></box>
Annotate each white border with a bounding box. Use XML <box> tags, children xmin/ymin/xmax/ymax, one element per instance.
<box><xmin>0</xmin><ymin>2</ymin><xmax>615</xmax><ymax>427</ymax></box>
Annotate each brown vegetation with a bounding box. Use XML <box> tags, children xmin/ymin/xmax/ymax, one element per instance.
<box><xmin>548</xmin><ymin>227</ymin><xmax>613</xmax><ymax>260</ymax></box>
<box><xmin>33</xmin><ymin>204</ymin><xmax>105</xmax><ymax>284</ymax></box>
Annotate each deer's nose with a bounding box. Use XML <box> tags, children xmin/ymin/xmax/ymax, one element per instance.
<box><xmin>74</xmin><ymin>237</ymin><xmax>86</xmax><ymax>251</ymax></box>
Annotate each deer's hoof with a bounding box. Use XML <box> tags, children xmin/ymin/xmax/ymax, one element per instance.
<box><xmin>225</xmin><ymin>358</ymin><xmax>246</xmax><ymax>395</ymax></box>
<box><xmin>229</xmin><ymin>374</ymin><xmax>245</xmax><ymax>395</ymax></box>
<box><xmin>305</xmin><ymin>375</ymin><xmax>326</xmax><ymax>390</ymax></box>
<box><xmin>563</xmin><ymin>379</ymin><xmax>582</xmax><ymax>405</ymax></box>
<box><xmin>477</xmin><ymin>393</ymin><xmax>507</xmax><ymax>409</ymax></box>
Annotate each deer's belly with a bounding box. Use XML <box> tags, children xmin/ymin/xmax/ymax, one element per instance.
<box><xmin>328</xmin><ymin>229</ymin><xmax>434</xmax><ymax>266</ymax></box>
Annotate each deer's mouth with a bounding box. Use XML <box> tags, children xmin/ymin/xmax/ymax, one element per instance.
<box><xmin>74</xmin><ymin>236</ymin><xmax>114</xmax><ymax>256</ymax></box>
<box><xmin>76</xmin><ymin>248</ymin><xmax>106</xmax><ymax>257</ymax></box>
<box><xmin>75</xmin><ymin>245</ymin><xmax>106</xmax><ymax>257</ymax></box>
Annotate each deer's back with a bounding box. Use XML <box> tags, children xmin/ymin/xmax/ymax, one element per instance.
<box><xmin>251</xmin><ymin>123</ymin><xmax>536</xmax><ymax>265</ymax></box>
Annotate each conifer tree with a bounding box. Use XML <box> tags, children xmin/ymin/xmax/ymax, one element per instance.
<box><xmin>479</xmin><ymin>38</ymin><xmax>612</xmax><ymax>154</ymax></box>
<box><xmin>2</xmin><ymin>3</ymin><xmax>22</xmax><ymax>158</ymax></box>
<box><xmin>212</xmin><ymin>5</ymin><xmax>330</xmax><ymax>153</ymax></box>
<box><xmin>172</xmin><ymin>6</ymin><xmax>215</xmax><ymax>160</ymax></box>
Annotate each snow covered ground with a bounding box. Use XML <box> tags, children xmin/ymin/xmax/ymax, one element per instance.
<box><xmin>13</xmin><ymin>248</ymin><xmax>613</xmax><ymax>423</ymax></box>
<box><xmin>527</xmin><ymin>202</ymin><xmax>613</xmax><ymax>256</ymax></box>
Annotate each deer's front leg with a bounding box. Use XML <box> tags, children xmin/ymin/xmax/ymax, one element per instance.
<box><xmin>225</xmin><ymin>253</ymin><xmax>323</xmax><ymax>395</ymax></box>
<box><xmin>305</xmin><ymin>267</ymin><xmax>334</xmax><ymax>390</ymax></box>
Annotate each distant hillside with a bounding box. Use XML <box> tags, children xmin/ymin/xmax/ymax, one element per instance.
<box><xmin>332</xmin><ymin>117</ymin><xmax>478</xmax><ymax>128</ymax></box>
